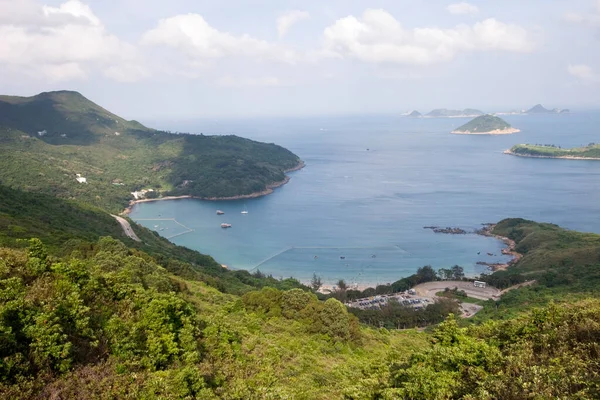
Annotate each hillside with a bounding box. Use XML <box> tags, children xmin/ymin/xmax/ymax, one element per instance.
<box><xmin>0</xmin><ymin>91</ymin><xmax>149</xmax><ymax>145</ymax></box>
<box><xmin>452</xmin><ymin>114</ymin><xmax>520</xmax><ymax>134</ymax></box>
<box><xmin>506</xmin><ymin>143</ymin><xmax>600</xmax><ymax>159</ymax></box>
<box><xmin>0</xmin><ymin>183</ymin><xmax>309</xmax><ymax>295</ymax></box>
<box><xmin>425</xmin><ymin>108</ymin><xmax>484</xmax><ymax>118</ymax></box>
<box><xmin>0</xmin><ymin>91</ymin><xmax>302</xmax><ymax>212</ymax></box>
<box><xmin>472</xmin><ymin>218</ymin><xmax>600</xmax><ymax>320</ymax></box>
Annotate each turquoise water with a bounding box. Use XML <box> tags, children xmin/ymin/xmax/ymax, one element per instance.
<box><xmin>131</xmin><ymin>113</ymin><xmax>600</xmax><ymax>286</ymax></box>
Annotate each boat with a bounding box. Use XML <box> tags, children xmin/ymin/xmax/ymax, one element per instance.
<box><xmin>216</xmin><ymin>210</ymin><xmax>224</xmax><ymax>215</ymax></box>
<box><xmin>241</xmin><ymin>204</ymin><xmax>248</xmax><ymax>214</ymax></box>
<box><xmin>221</xmin><ymin>223</ymin><xmax>232</xmax><ymax>228</ymax></box>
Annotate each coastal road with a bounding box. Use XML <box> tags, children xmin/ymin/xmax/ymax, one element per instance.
<box><xmin>111</xmin><ymin>214</ymin><xmax>141</xmax><ymax>242</ymax></box>
<box><xmin>413</xmin><ymin>281</ymin><xmax>501</xmax><ymax>301</ymax></box>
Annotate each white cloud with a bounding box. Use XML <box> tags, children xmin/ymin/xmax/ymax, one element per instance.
<box><xmin>217</xmin><ymin>76</ymin><xmax>284</xmax><ymax>87</ymax></box>
<box><xmin>565</xmin><ymin>1</ymin><xmax>600</xmax><ymax>26</ymax></box>
<box><xmin>568</xmin><ymin>64</ymin><xmax>599</xmax><ymax>82</ymax></box>
<box><xmin>322</xmin><ymin>9</ymin><xmax>533</xmax><ymax>65</ymax></box>
<box><xmin>277</xmin><ymin>10</ymin><xmax>310</xmax><ymax>38</ymax></box>
<box><xmin>142</xmin><ymin>14</ymin><xmax>297</xmax><ymax>64</ymax></box>
<box><xmin>447</xmin><ymin>2</ymin><xmax>479</xmax><ymax>15</ymax></box>
<box><xmin>0</xmin><ymin>0</ymin><xmax>147</xmax><ymax>82</ymax></box>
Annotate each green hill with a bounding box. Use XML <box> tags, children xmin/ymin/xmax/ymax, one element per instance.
<box><xmin>0</xmin><ymin>91</ymin><xmax>302</xmax><ymax>212</ymax></box>
<box><xmin>452</xmin><ymin>114</ymin><xmax>518</xmax><ymax>134</ymax></box>
<box><xmin>507</xmin><ymin>143</ymin><xmax>600</xmax><ymax>159</ymax></box>
<box><xmin>0</xmin><ymin>91</ymin><xmax>149</xmax><ymax>145</ymax></box>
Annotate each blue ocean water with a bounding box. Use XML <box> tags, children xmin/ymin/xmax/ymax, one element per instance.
<box><xmin>131</xmin><ymin>113</ymin><xmax>600</xmax><ymax>286</ymax></box>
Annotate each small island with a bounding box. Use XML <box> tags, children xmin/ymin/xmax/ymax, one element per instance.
<box><xmin>451</xmin><ymin>115</ymin><xmax>520</xmax><ymax>135</ymax></box>
<box><xmin>526</xmin><ymin>104</ymin><xmax>570</xmax><ymax>114</ymax></box>
<box><xmin>426</xmin><ymin>108</ymin><xmax>484</xmax><ymax>118</ymax></box>
<box><xmin>505</xmin><ymin>143</ymin><xmax>600</xmax><ymax>160</ymax></box>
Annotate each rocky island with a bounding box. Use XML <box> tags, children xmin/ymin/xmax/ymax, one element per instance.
<box><xmin>505</xmin><ymin>143</ymin><xmax>600</xmax><ymax>160</ymax></box>
<box><xmin>451</xmin><ymin>115</ymin><xmax>520</xmax><ymax>135</ymax></box>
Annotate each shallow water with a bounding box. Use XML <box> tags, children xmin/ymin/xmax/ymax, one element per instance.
<box><xmin>131</xmin><ymin>113</ymin><xmax>600</xmax><ymax>286</ymax></box>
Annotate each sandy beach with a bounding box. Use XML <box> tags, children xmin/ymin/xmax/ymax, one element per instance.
<box><xmin>122</xmin><ymin>160</ymin><xmax>305</xmax><ymax>215</ymax></box>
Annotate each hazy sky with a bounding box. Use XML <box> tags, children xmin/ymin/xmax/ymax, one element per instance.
<box><xmin>1</xmin><ymin>0</ymin><xmax>599</xmax><ymax>119</ymax></box>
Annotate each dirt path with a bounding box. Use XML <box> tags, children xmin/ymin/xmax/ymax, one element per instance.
<box><xmin>500</xmin><ymin>280</ymin><xmax>536</xmax><ymax>295</ymax></box>
<box><xmin>111</xmin><ymin>214</ymin><xmax>141</xmax><ymax>242</ymax></box>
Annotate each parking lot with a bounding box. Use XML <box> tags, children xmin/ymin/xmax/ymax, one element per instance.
<box><xmin>346</xmin><ymin>292</ymin><xmax>433</xmax><ymax>310</ymax></box>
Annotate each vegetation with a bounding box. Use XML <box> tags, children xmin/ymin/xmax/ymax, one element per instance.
<box><xmin>0</xmin><ymin>238</ymin><xmax>428</xmax><ymax>399</ymax></box>
<box><xmin>3</xmin><ymin>237</ymin><xmax>600</xmax><ymax>398</ymax></box>
<box><xmin>0</xmin><ymin>91</ymin><xmax>302</xmax><ymax>213</ymax></box>
<box><xmin>473</xmin><ymin>218</ymin><xmax>600</xmax><ymax>320</ymax></box>
<box><xmin>452</xmin><ymin>114</ymin><xmax>514</xmax><ymax>133</ymax></box>
<box><xmin>384</xmin><ymin>301</ymin><xmax>600</xmax><ymax>399</ymax></box>
<box><xmin>0</xmin><ymin>183</ymin><xmax>309</xmax><ymax>296</ymax></box>
<box><xmin>350</xmin><ymin>298</ymin><xmax>460</xmax><ymax>330</ymax></box>
<box><xmin>3</xmin><ymin>91</ymin><xmax>600</xmax><ymax>397</ymax></box>
<box><xmin>509</xmin><ymin>143</ymin><xmax>600</xmax><ymax>159</ymax></box>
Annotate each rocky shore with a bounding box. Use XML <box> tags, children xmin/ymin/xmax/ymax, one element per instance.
<box><xmin>424</xmin><ymin>226</ymin><xmax>468</xmax><ymax>235</ymax></box>
<box><xmin>476</xmin><ymin>224</ymin><xmax>523</xmax><ymax>271</ymax></box>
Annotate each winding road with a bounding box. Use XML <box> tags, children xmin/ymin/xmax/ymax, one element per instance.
<box><xmin>111</xmin><ymin>214</ymin><xmax>141</xmax><ymax>242</ymax></box>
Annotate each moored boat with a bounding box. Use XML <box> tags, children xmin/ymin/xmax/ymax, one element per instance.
<box><xmin>221</xmin><ymin>223</ymin><xmax>232</xmax><ymax>228</ymax></box>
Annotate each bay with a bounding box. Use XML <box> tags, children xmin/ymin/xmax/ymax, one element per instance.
<box><xmin>131</xmin><ymin>112</ymin><xmax>600</xmax><ymax>286</ymax></box>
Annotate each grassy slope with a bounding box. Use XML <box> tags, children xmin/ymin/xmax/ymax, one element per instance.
<box><xmin>510</xmin><ymin>143</ymin><xmax>600</xmax><ymax>158</ymax></box>
<box><xmin>0</xmin><ymin>91</ymin><xmax>301</xmax><ymax>213</ymax></box>
<box><xmin>454</xmin><ymin>114</ymin><xmax>512</xmax><ymax>132</ymax></box>
<box><xmin>472</xmin><ymin>218</ymin><xmax>600</xmax><ymax>321</ymax></box>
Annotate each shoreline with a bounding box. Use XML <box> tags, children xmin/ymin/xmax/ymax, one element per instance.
<box><xmin>477</xmin><ymin>224</ymin><xmax>522</xmax><ymax>271</ymax></box>
<box><xmin>503</xmin><ymin>149</ymin><xmax>600</xmax><ymax>160</ymax></box>
<box><xmin>122</xmin><ymin>160</ymin><xmax>305</xmax><ymax>215</ymax></box>
<box><xmin>452</xmin><ymin>128</ymin><xmax>520</xmax><ymax>135</ymax></box>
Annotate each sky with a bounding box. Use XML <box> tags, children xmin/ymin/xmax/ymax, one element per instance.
<box><xmin>0</xmin><ymin>0</ymin><xmax>599</xmax><ymax>119</ymax></box>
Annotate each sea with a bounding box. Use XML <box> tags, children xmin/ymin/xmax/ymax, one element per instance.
<box><xmin>130</xmin><ymin>112</ymin><xmax>600</xmax><ymax>287</ymax></box>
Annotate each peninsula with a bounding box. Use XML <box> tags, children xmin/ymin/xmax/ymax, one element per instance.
<box><xmin>505</xmin><ymin>143</ymin><xmax>600</xmax><ymax>160</ymax></box>
<box><xmin>451</xmin><ymin>114</ymin><xmax>520</xmax><ymax>135</ymax></box>
<box><xmin>0</xmin><ymin>91</ymin><xmax>303</xmax><ymax>213</ymax></box>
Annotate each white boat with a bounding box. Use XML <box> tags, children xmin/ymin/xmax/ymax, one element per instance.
<box><xmin>216</xmin><ymin>210</ymin><xmax>224</xmax><ymax>215</ymax></box>
<box><xmin>220</xmin><ymin>223</ymin><xmax>232</xmax><ymax>228</ymax></box>
<box><xmin>241</xmin><ymin>205</ymin><xmax>248</xmax><ymax>214</ymax></box>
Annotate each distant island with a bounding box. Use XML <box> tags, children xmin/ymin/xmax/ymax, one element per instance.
<box><xmin>406</xmin><ymin>110</ymin><xmax>422</xmax><ymax>118</ymax></box>
<box><xmin>425</xmin><ymin>108</ymin><xmax>484</xmax><ymax>118</ymax></box>
<box><xmin>526</xmin><ymin>104</ymin><xmax>570</xmax><ymax>114</ymax></box>
<box><xmin>451</xmin><ymin>115</ymin><xmax>520</xmax><ymax>135</ymax></box>
<box><xmin>505</xmin><ymin>143</ymin><xmax>600</xmax><ymax>160</ymax></box>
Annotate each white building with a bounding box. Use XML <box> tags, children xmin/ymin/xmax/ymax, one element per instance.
<box><xmin>75</xmin><ymin>173</ymin><xmax>87</xmax><ymax>184</ymax></box>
